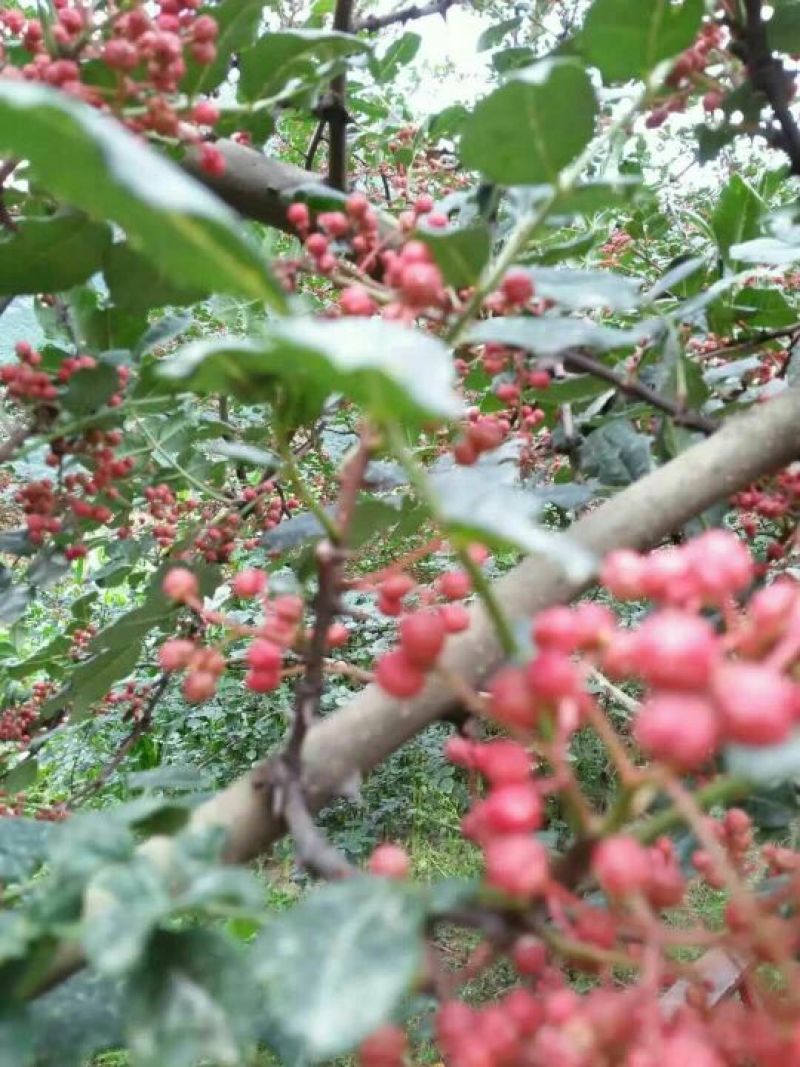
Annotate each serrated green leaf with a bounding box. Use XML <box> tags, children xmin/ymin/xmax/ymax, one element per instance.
<box><xmin>460</xmin><ymin>59</ymin><xmax>597</xmax><ymax>185</ymax></box>
<box><xmin>156</xmin><ymin>319</ymin><xmax>461</xmax><ymax>426</ymax></box>
<box><xmin>0</xmin><ymin>82</ymin><xmax>285</xmax><ymax>307</ymax></box>
<box><xmin>253</xmin><ymin>877</ymin><xmax>425</xmax><ymax>1062</ymax></box>
<box><xmin>0</xmin><ymin>213</ymin><xmax>110</xmax><ymax>295</ymax></box>
<box><xmin>580</xmin><ymin>0</ymin><xmax>703</xmax><ymax>82</ymax></box>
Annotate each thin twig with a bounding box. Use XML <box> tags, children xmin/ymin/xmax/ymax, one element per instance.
<box><xmin>305</xmin><ymin>118</ymin><xmax>327</xmax><ymax>171</ymax></box>
<box><xmin>562</xmin><ymin>350</ymin><xmax>718</xmax><ymax>435</ymax></box>
<box><xmin>353</xmin><ymin>0</ymin><xmax>458</xmax><ymax>33</ymax></box>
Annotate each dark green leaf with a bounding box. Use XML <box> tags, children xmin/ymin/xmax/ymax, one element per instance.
<box><xmin>157</xmin><ymin>319</ymin><xmax>461</xmax><ymax>426</ymax></box>
<box><xmin>417</xmin><ymin>223</ymin><xmax>492</xmax><ymax>289</ymax></box>
<box><xmin>768</xmin><ymin>0</ymin><xmax>800</xmax><ymax>52</ymax></box>
<box><xmin>580</xmin><ymin>0</ymin><xmax>703</xmax><ymax>82</ymax></box>
<box><xmin>239</xmin><ymin>30</ymin><xmax>370</xmax><ymax>102</ymax></box>
<box><xmin>0</xmin><ymin>758</ymin><xmax>39</xmax><ymax>795</ymax></box>
<box><xmin>0</xmin><ymin>818</ymin><xmax>56</xmax><ymax>882</ymax></box>
<box><xmin>579</xmin><ymin>419</ymin><xmax>652</xmax><ymax>486</ymax></box>
<box><xmin>30</xmin><ymin>971</ymin><xmax>125</xmax><ymax>1067</ymax></box>
<box><xmin>128</xmin><ymin>930</ymin><xmax>257</xmax><ymax>1067</ymax></box>
<box><xmin>527</xmin><ymin>230</ymin><xmax>597</xmax><ymax>265</ymax></box>
<box><xmin>182</xmin><ymin>0</ymin><xmax>266</xmax><ymax>96</ymax></box>
<box><xmin>478</xmin><ymin>17</ymin><xmax>522</xmax><ymax>51</ymax></box>
<box><xmin>83</xmin><ymin>859</ymin><xmax>172</xmax><ymax>976</ymax></box>
<box><xmin>104</xmin><ymin>242</ymin><xmax>209</xmax><ymax>313</ymax></box>
<box><xmin>468</xmin><ymin>316</ymin><xmax>657</xmax><ymax>357</ymax></box>
<box><xmin>0</xmin><ymin>82</ymin><xmax>284</xmax><ymax>307</ymax></box>
<box><xmin>61</xmin><ymin>362</ymin><xmax>120</xmax><ymax>414</ymax></box>
<box><xmin>460</xmin><ymin>59</ymin><xmax>597</xmax><ymax>185</ymax></box>
<box><xmin>711</xmin><ymin>174</ymin><xmax>764</xmax><ymax>264</ymax></box>
<box><xmin>254</xmin><ymin>877</ymin><xmax>425</xmax><ymax>1062</ymax></box>
<box><xmin>0</xmin><ymin>213</ymin><xmax>110</xmax><ymax>295</ymax></box>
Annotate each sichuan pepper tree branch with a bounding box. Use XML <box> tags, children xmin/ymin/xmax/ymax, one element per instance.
<box><xmin>353</xmin><ymin>0</ymin><xmax>459</xmax><ymax>33</ymax></box>
<box><xmin>737</xmin><ymin>0</ymin><xmax>800</xmax><ymax>174</ymax></box>
<box><xmin>28</xmin><ymin>383</ymin><xmax>800</xmax><ymax>1000</ymax></box>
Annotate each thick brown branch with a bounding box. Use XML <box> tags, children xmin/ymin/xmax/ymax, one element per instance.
<box><xmin>353</xmin><ymin>0</ymin><xmax>458</xmax><ymax>33</ymax></box>
<box><xmin>327</xmin><ymin>0</ymin><xmax>355</xmax><ymax>190</ymax></box>
<box><xmin>26</xmin><ymin>384</ymin><xmax>800</xmax><ymax>999</ymax></box>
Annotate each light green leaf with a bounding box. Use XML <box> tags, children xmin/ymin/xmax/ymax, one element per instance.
<box><xmin>0</xmin><ymin>817</ymin><xmax>57</xmax><ymax>883</ymax></box>
<box><xmin>0</xmin><ymin>81</ymin><xmax>285</xmax><ymax>307</ymax></box>
<box><xmin>0</xmin><ymin>213</ymin><xmax>110</xmax><ymax>295</ymax></box>
<box><xmin>528</xmin><ymin>267</ymin><xmax>641</xmax><ymax>311</ymax></box>
<box><xmin>239</xmin><ymin>30</ymin><xmax>370</xmax><ymax>102</ymax></box>
<box><xmin>726</xmin><ymin>732</ymin><xmax>800</xmax><ymax>786</ymax></box>
<box><xmin>182</xmin><ymin>0</ymin><xmax>266</xmax><ymax>95</ymax></box>
<box><xmin>253</xmin><ymin>877</ymin><xmax>425</xmax><ymax>1062</ymax></box>
<box><xmin>468</xmin><ymin>315</ymin><xmax>657</xmax><ymax>357</ymax></box>
<box><xmin>460</xmin><ymin>59</ymin><xmax>597</xmax><ymax>185</ymax></box>
<box><xmin>369</xmin><ymin>32</ymin><xmax>421</xmax><ymax>82</ymax></box>
<box><xmin>580</xmin><ymin>0</ymin><xmax>703</xmax><ymax>82</ymax></box>
<box><xmin>156</xmin><ymin>318</ymin><xmax>462</xmax><ymax>426</ymax></box>
<box><xmin>711</xmin><ymin>174</ymin><xmax>764</xmax><ymax>264</ymax></box>
<box><xmin>730</xmin><ymin>237</ymin><xmax>800</xmax><ymax>265</ymax></box>
<box><xmin>478</xmin><ymin>16</ymin><xmax>522</xmax><ymax>51</ymax></box>
<box><xmin>431</xmin><ymin>466</ymin><xmax>596</xmax><ymax>580</ymax></box>
<box><xmin>83</xmin><ymin>859</ymin><xmax>172</xmax><ymax>976</ymax></box>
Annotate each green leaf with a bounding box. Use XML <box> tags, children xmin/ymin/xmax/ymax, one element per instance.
<box><xmin>0</xmin><ymin>1009</ymin><xmax>34</xmax><ymax>1066</ymax></box>
<box><xmin>579</xmin><ymin>419</ymin><xmax>652</xmax><ymax>486</ymax></box>
<box><xmin>127</xmin><ymin>930</ymin><xmax>257</xmax><ymax>1067</ymax></box>
<box><xmin>30</xmin><ymin>972</ymin><xmax>126</xmax><ymax>1067</ymax></box>
<box><xmin>417</xmin><ymin>223</ymin><xmax>492</xmax><ymax>289</ymax></box>
<box><xmin>369</xmin><ymin>32</ymin><xmax>421</xmax><ymax>82</ymax></box>
<box><xmin>726</xmin><ymin>732</ymin><xmax>800</xmax><ymax>786</ymax></box>
<box><xmin>61</xmin><ymin>362</ymin><xmax>120</xmax><ymax>414</ymax></box>
<box><xmin>0</xmin><ymin>82</ymin><xmax>285</xmax><ymax>307</ymax></box>
<box><xmin>459</xmin><ymin>59</ymin><xmax>597</xmax><ymax>185</ymax></box>
<box><xmin>182</xmin><ymin>0</ymin><xmax>266</xmax><ymax>96</ymax></box>
<box><xmin>203</xmin><ymin>439</ymin><xmax>279</xmax><ymax>468</ymax></box>
<box><xmin>711</xmin><ymin>174</ymin><xmax>764</xmax><ymax>264</ymax></box>
<box><xmin>768</xmin><ymin>1</ymin><xmax>800</xmax><ymax>53</ymax></box>
<box><xmin>83</xmin><ymin>859</ymin><xmax>172</xmax><ymax>976</ymax></box>
<box><xmin>478</xmin><ymin>17</ymin><xmax>522</xmax><ymax>51</ymax></box>
<box><xmin>253</xmin><ymin>877</ymin><xmax>425</xmax><ymax>1062</ymax></box>
<box><xmin>730</xmin><ymin>236</ymin><xmax>800</xmax><ymax>265</ymax></box>
<box><xmin>238</xmin><ymin>30</ymin><xmax>370</xmax><ymax>102</ymax></box>
<box><xmin>0</xmin><ymin>213</ymin><xmax>110</xmax><ymax>295</ymax></box>
<box><xmin>104</xmin><ymin>242</ymin><xmax>209</xmax><ymax>313</ymax></box>
<box><xmin>156</xmin><ymin>319</ymin><xmax>461</xmax><ymax>426</ymax></box>
<box><xmin>580</xmin><ymin>0</ymin><xmax>703</xmax><ymax>82</ymax></box>
<box><xmin>528</xmin><ymin>267</ymin><xmax>641</xmax><ymax>311</ymax></box>
<box><xmin>0</xmin><ymin>817</ymin><xmax>57</xmax><ymax>883</ymax></box>
<box><xmin>468</xmin><ymin>316</ymin><xmax>656</xmax><ymax>357</ymax></box>
<box><xmin>431</xmin><ymin>466</ymin><xmax>596</xmax><ymax>581</ymax></box>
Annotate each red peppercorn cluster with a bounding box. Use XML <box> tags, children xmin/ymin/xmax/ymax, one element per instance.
<box><xmin>0</xmin><ymin>0</ymin><xmax>223</xmax><ymax>169</ymax></box>
<box><xmin>646</xmin><ymin>21</ymin><xmax>726</xmax><ymax>128</ymax></box>
<box><xmin>0</xmin><ymin>680</ymin><xmax>55</xmax><ymax>745</ymax></box>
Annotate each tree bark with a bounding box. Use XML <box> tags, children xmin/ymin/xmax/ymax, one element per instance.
<box><xmin>29</xmin><ymin>383</ymin><xmax>800</xmax><ymax>999</ymax></box>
